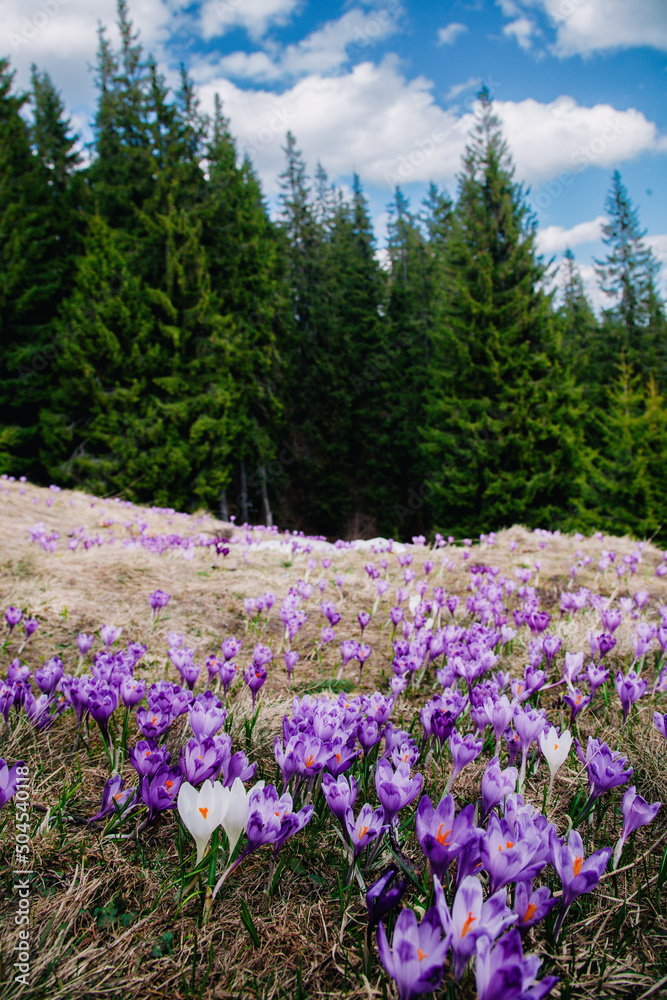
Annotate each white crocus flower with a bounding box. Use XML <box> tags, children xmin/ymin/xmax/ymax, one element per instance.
<box><xmin>177</xmin><ymin>779</ymin><xmax>229</xmax><ymax>866</ymax></box>
<box><xmin>539</xmin><ymin>726</ymin><xmax>573</xmax><ymax>801</ymax></box>
<box><xmin>221</xmin><ymin>778</ymin><xmax>265</xmax><ymax>859</ymax></box>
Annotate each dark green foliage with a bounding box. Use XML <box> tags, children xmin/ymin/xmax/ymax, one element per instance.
<box><xmin>593</xmin><ymin>171</ymin><xmax>667</xmax><ymax>389</ymax></box>
<box><xmin>0</xmin><ymin>60</ymin><xmax>82</xmax><ymax>480</ymax></box>
<box><xmin>576</xmin><ymin>363</ymin><xmax>667</xmax><ymax>541</ymax></box>
<box><xmin>0</xmin><ymin>16</ymin><xmax>666</xmax><ymax>541</ymax></box>
<box><xmin>421</xmin><ymin>91</ymin><xmax>584</xmax><ymax>536</ymax></box>
<box><xmin>276</xmin><ymin>144</ymin><xmax>386</xmax><ymax>536</ymax></box>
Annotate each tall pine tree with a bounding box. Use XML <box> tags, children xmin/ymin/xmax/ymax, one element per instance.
<box><xmin>422</xmin><ymin>90</ymin><xmax>583</xmax><ymax>536</ymax></box>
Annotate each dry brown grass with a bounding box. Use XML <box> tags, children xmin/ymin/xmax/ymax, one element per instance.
<box><xmin>0</xmin><ymin>481</ymin><xmax>666</xmax><ymax>1000</ymax></box>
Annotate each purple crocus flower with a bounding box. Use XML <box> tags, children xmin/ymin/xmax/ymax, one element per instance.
<box><xmin>221</xmin><ymin>748</ymin><xmax>257</xmax><ymax>787</ymax></box>
<box><xmin>447</xmin><ymin>731</ymin><xmax>482</xmax><ymax>790</ymax></box>
<box><xmin>513</xmin><ymin>880</ymin><xmax>558</xmax><ymax>933</ymax></box>
<box><xmin>35</xmin><ymin>657</ymin><xmax>64</xmax><ymax>695</ymax></box>
<box><xmin>221</xmin><ymin>636</ymin><xmax>242</xmax><ymax>661</ymax></box>
<box><xmin>89</xmin><ymin>774</ymin><xmax>135</xmax><ymax>822</ymax></box>
<box><xmin>292</xmin><ymin>734</ymin><xmax>335</xmax><ymax>779</ymax></box>
<box><xmin>434</xmin><ymin>874</ymin><xmax>516</xmax><ymax>981</ymax></box>
<box><xmin>252</xmin><ymin>643</ymin><xmax>274</xmax><ymax>668</ymax></box>
<box><xmin>415</xmin><ymin>794</ymin><xmax>482</xmax><ymax>880</ymax></box>
<box><xmin>542</xmin><ymin>634</ymin><xmax>561</xmax><ymax>665</ymax></box>
<box><xmin>481</xmin><ymin>757</ymin><xmax>518</xmax><ymax>820</ymax></box>
<box><xmin>0</xmin><ymin>759</ymin><xmax>25</xmax><ymax>808</ymax></box>
<box><xmin>140</xmin><ymin>764</ymin><xmax>183</xmax><ymax>819</ymax></box>
<box><xmin>327</xmin><ymin>735</ymin><xmax>360</xmax><ymax>776</ymax></box>
<box><xmin>274</xmin><ymin>734</ymin><xmax>299</xmax><ymax>788</ymax></box>
<box><xmin>562</xmin><ymin>687</ymin><xmax>591</xmax><ymax>727</ymax></box>
<box><xmin>654</xmin><ymin>712</ymin><xmax>667</xmax><ymax>740</ymax></box>
<box><xmin>390</xmin><ymin>606</ymin><xmax>404</xmax><ymax>626</ymax></box>
<box><xmin>23</xmin><ymin>617</ymin><xmax>39</xmax><ymax>639</ymax></box>
<box><xmin>136</xmin><ymin>705</ymin><xmax>172</xmax><ymax>739</ymax></box>
<box><xmin>169</xmin><ymin>647</ymin><xmax>200</xmax><ymax>690</ymax></box>
<box><xmin>366</xmin><ymin>866</ymin><xmax>408</xmax><ymax>942</ymax></box>
<box><xmin>601</xmin><ymin>606</ymin><xmax>622</xmax><ymax>633</ymax></box>
<box><xmin>375</xmin><ymin>759</ymin><xmax>423</xmax><ymax>825</ymax></box>
<box><xmin>481</xmin><ymin>813</ymin><xmax>546</xmax><ymax>894</ymax></box>
<box><xmin>484</xmin><ymin>695</ymin><xmax>514</xmax><ymax>755</ymax></box>
<box><xmin>575</xmin><ymin>736</ymin><xmax>633</xmax><ymax>804</ymax></box>
<box><xmin>148</xmin><ymin>589</ymin><xmax>170</xmax><ymax>611</ymax></box>
<box><xmin>218</xmin><ymin>660</ymin><xmax>238</xmax><ymax>696</ymax></box>
<box><xmin>475</xmin><ymin>928</ymin><xmax>558</xmax><ymax>1000</ymax></box>
<box><xmin>322</xmin><ymin>772</ymin><xmax>357</xmax><ymax>827</ymax></box>
<box><xmin>189</xmin><ymin>695</ymin><xmax>226</xmax><ymax>739</ymax></box>
<box><xmin>358</xmin><ymin>611</ymin><xmax>371</xmax><ymax>633</ymax></box>
<box><xmin>345</xmin><ymin>802</ymin><xmax>385</xmax><ymax>859</ymax></box>
<box><xmin>614</xmin><ymin>669</ymin><xmax>647</xmax><ymax>725</ymax></box>
<box><xmin>377</xmin><ymin>906</ymin><xmax>451</xmax><ymax>1000</ymax></box>
<box><xmin>243</xmin><ymin>663</ymin><xmax>267</xmax><ymax>711</ymax></box>
<box><xmin>597</xmin><ymin>633</ymin><xmax>616</xmax><ymax>658</ymax></box>
<box><xmin>586</xmin><ymin>661</ymin><xmax>609</xmax><ymax>697</ymax></box>
<box><xmin>77</xmin><ymin>632</ymin><xmax>94</xmax><ymax>657</ymax></box>
<box><xmin>88</xmin><ymin>683</ymin><xmax>118</xmax><ymax>739</ymax></box>
<box><xmin>284</xmin><ymin>650</ymin><xmax>299</xmax><ymax>684</ymax></box>
<box><xmin>612</xmin><ymin>785</ymin><xmax>661</xmax><ymax>869</ymax></box>
<box><xmin>550</xmin><ymin>827</ymin><xmax>611</xmax><ymax>937</ymax></box>
<box><xmin>562</xmin><ymin>651</ymin><xmax>584</xmax><ymax>687</ymax></box>
<box><xmin>245</xmin><ymin>784</ymin><xmax>313</xmax><ymax>853</ymax></box>
<box><xmin>340</xmin><ymin>639</ymin><xmax>360</xmax><ymax>670</ymax></box>
<box><xmin>180</xmin><ymin>736</ymin><xmax>226</xmax><ymax>784</ymax></box>
<box><xmin>514</xmin><ymin>705</ymin><xmax>547</xmax><ymax>790</ymax></box>
<box><xmin>100</xmin><ymin>624</ymin><xmax>122</xmax><ymax>649</ymax></box>
<box><xmin>120</xmin><ymin>675</ymin><xmax>146</xmax><ymax>708</ymax></box>
<box><xmin>128</xmin><ymin>740</ymin><xmax>170</xmax><ymax>778</ymax></box>
<box><xmin>357</xmin><ymin>716</ymin><xmax>382</xmax><ymax>754</ymax></box>
<box><xmin>0</xmin><ymin>682</ymin><xmax>16</xmax><ymax>725</ymax></box>
<box><xmin>5</xmin><ymin>607</ymin><xmax>23</xmax><ymax>631</ymax></box>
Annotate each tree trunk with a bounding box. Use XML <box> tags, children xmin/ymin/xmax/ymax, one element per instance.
<box><xmin>219</xmin><ymin>489</ymin><xmax>228</xmax><ymax>522</ymax></box>
<box><xmin>258</xmin><ymin>466</ymin><xmax>273</xmax><ymax>527</ymax></box>
<box><xmin>239</xmin><ymin>461</ymin><xmax>248</xmax><ymax>523</ymax></box>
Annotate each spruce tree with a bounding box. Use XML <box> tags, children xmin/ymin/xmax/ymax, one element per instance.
<box><xmin>594</xmin><ymin>172</ymin><xmax>667</xmax><ymax>388</ymax></box>
<box><xmin>576</xmin><ymin>362</ymin><xmax>667</xmax><ymax>540</ymax></box>
<box><xmin>371</xmin><ymin>187</ymin><xmax>447</xmax><ymax>536</ymax></box>
<box><xmin>0</xmin><ymin>59</ymin><xmax>80</xmax><ymax>478</ymax></box>
<box><xmin>422</xmin><ymin>90</ymin><xmax>583</xmax><ymax>536</ymax></box>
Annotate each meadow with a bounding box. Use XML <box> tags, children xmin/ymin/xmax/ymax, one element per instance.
<box><xmin>0</xmin><ymin>476</ymin><xmax>666</xmax><ymax>1000</ymax></box>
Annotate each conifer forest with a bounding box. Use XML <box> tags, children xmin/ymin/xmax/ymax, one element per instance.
<box><xmin>1</xmin><ymin>2</ymin><xmax>666</xmax><ymax>543</ymax></box>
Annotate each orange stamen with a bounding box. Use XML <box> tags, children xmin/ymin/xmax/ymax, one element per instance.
<box><xmin>461</xmin><ymin>911</ymin><xmax>477</xmax><ymax>938</ymax></box>
<box><xmin>436</xmin><ymin>824</ymin><xmax>452</xmax><ymax>846</ymax></box>
<box><xmin>165</xmin><ymin>780</ymin><xmax>173</xmax><ymax>791</ymax></box>
<box><xmin>524</xmin><ymin>902</ymin><xmax>537</xmax><ymax>922</ymax></box>
<box><xmin>359</xmin><ymin>825</ymin><xmax>369</xmax><ymax>839</ymax></box>
<box><xmin>418</xmin><ymin>948</ymin><xmax>427</xmax><ymax>962</ymax></box>
<box><xmin>573</xmin><ymin>856</ymin><xmax>583</xmax><ymax>876</ymax></box>
<box><xmin>199</xmin><ymin>807</ymin><xmax>208</xmax><ymax>819</ymax></box>
<box><xmin>305</xmin><ymin>755</ymin><xmax>315</xmax><ymax>768</ymax></box>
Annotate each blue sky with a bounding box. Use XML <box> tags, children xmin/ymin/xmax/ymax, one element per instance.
<box><xmin>3</xmin><ymin>0</ymin><xmax>667</xmax><ymax>306</ymax></box>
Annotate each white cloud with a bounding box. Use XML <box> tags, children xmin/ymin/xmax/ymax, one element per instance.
<box><xmin>536</xmin><ymin>216</ymin><xmax>606</xmax><ymax>255</ymax></box>
<box><xmin>445</xmin><ymin>76</ymin><xmax>481</xmax><ymax>101</ymax></box>
<box><xmin>437</xmin><ymin>22</ymin><xmax>468</xmax><ymax>45</ymax></box>
<box><xmin>503</xmin><ymin>16</ymin><xmax>537</xmax><ymax>50</ymax></box>
<box><xmin>198</xmin><ymin>0</ymin><xmax>300</xmax><ymax>42</ymax></box>
<box><xmin>502</xmin><ymin>0</ymin><xmax>667</xmax><ymax>56</ymax></box>
<box><xmin>205</xmin><ymin>5</ymin><xmax>403</xmax><ymax>82</ymax></box>
<box><xmin>197</xmin><ymin>56</ymin><xmax>473</xmax><ymax>195</ymax></box>
<box><xmin>0</xmin><ymin>0</ymin><xmax>188</xmax><ymax>121</ymax></box>
<box><xmin>495</xmin><ymin>96</ymin><xmax>664</xmax><ymax>185</ymax></box>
